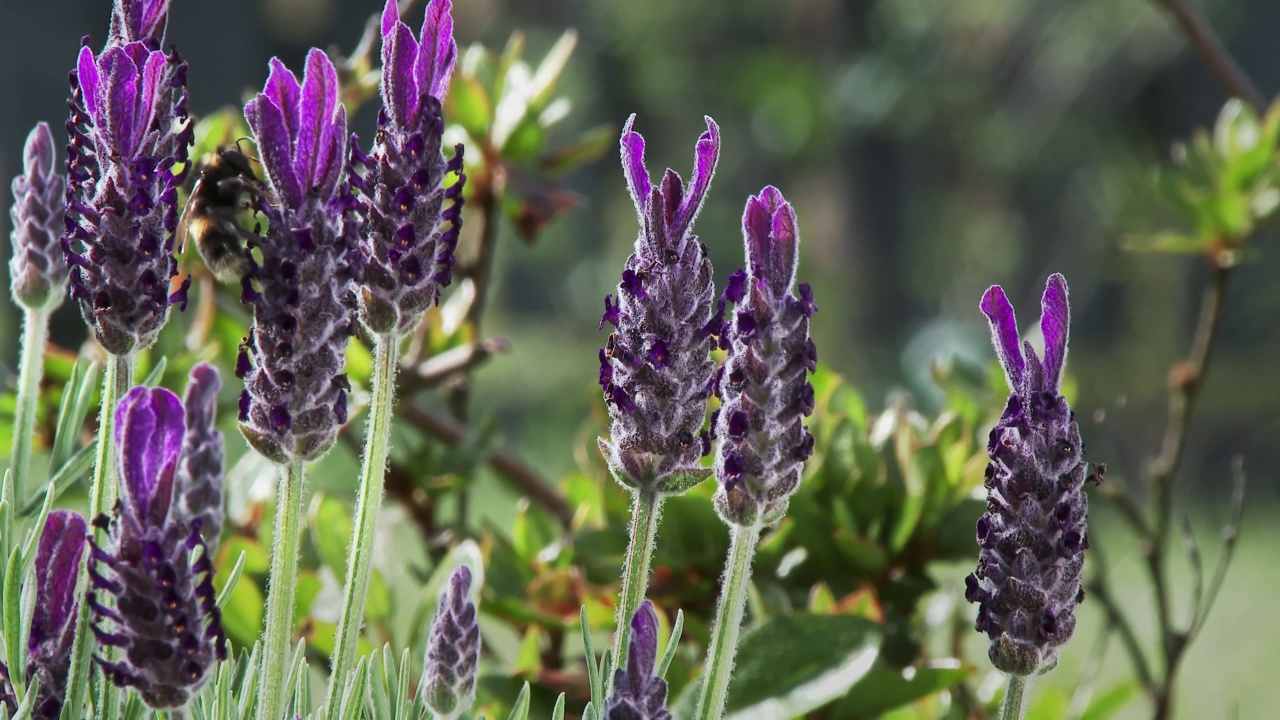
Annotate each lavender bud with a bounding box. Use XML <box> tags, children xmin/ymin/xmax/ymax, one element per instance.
<box><xmin>239</xmin><ymin>50</ymin><xmax>358</xmax><ymax>463</ymax></box>
<box><xmin>357</xmin><ymin>0</ymin><xmax>465</xmax><ymax>336</ymax></box>
<box><xmin>63</xmin><ymin>22</ymin><xmax>192</xmax><ymax>355</ymax></box>
<box><xmin>24</xmin><ymin>511</ymin><xmax>89</xmax><ymax>719</ymax></box>
<box><xmin>10</xmin><ymin>123</ymin><xmax>69</xmax><ymax>310</ymax></box>
<box><xmin>713</xmin><ymin>188</ymin><xmax>816</xmax><ymax>527</ymax></box>
<box><xmin>421</xmin><ymin>565</ymin><xmax>481</xmax><ymax>720</ymax></box>
<box><xmin>605</xmin><ymin>601</ymin><xmax>671</xmax><ymax>720</ymax></box>
<box><xmin>598</xmin><ymin>115</ymin><xmax>720</xmax><ymax>492</ymax></box>
<box><xmin>965</xmin><ymin>274</ymin><xmax>1093</xmax><ymax>676</ymax></box>
<box><xmin>109</xmin><ymin>0</ymin><xmax>171</xmax><ymax>47</ymax></box>
<box><xmin>173</xmin><ymin>362</ymin><xmax>224</xmax><ymax>554</ymax></box>
<box><xmin>91</xmin><ymin>386</ymin><xmax>226</xmax><ymax>708</ymax></box>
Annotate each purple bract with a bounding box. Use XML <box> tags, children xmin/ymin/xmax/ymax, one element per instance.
<box><xmin>422</xmin><ymin>565</ymin><xmax>481</xmax><ymax>720</ymax></box>
<box><xmin>605</xmin><ymin>600</ymin><xmax>671</xmax><ymax>720</ymax></box>
<box><xmin>10</xmin><ymin>122</ymin><xmax>69</xmax><ymax>310</ymax></box>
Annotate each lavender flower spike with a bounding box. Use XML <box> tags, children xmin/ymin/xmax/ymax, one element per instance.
<box><xmin>422</xmin><ymin>565</ymin><xmax>481</xmax><ymax>720</ymax></box>
<box><xmin>238</xmin><ymin>49</ymin><xmax>359</xmax><ymax>463</ymax></box>
<box><xmin>10</xmin><ymin>123</ymin><xmax>69</xmax><ymax>310</ymax></box>
<box><xmin>713</xmin><ymin>187</ymin><xmax>817</xmax><ymax>527</ymax></box>
<box><xmin>63</xmin><ymin>30</ymin><xmax>193</xmax><ymax>355</ymax></box>
<box><xmin>965</xmin><ymin>274</ymin><xmax>1100</xmax><ymax>676</ymax></box>
<box><xmin>173</xmin><ymin>362</ymin><xmax>225</xmax><ymax>554</ymax></box>
<box><xmin>90</xmin><ymin>386</ymin><xmax>226</xmax><ymax>708</ymax></box>
<box><xmin>598</xmin><ymin>115</ymin><xmax>720</xmax><ymax>492</ymax></box>
<box><xmin>606</xmin><ymin>601</ymin><xmax>671</xmax><ymax>720</ymax></box>
<box><xmin>355</xmin><ymin>0</ymin><xmax>466</xmax><ymax>336</ymax></box>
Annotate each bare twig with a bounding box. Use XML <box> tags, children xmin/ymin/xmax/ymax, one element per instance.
<box><xmin>1086</xmin><ymin>538</ymin><xmax>1158</xmax><ymax>697</ymax></box>
<box><xmin>1176</xmin><ymin>514</ymin><xmax>1204</xmax><ymax>627</ymax></box>
<box><xmin>1155</xmin><ymin>0</ymin><xmax>1266</xmax><ymax>113</ymax></box>
<box><xmin>1064</xmin><ymin>618</ymin><xmax>1115</xmax><ymax>720</ymax></box>
<box><xmin>1190</xmin><ymin>456</ymin><xmax>1246</xmax><ymax>640</ymax></box>
<box><xmin>402</xmin><ymin>337</ymin><xmax>511</xmax><ymax>389</ymax></box>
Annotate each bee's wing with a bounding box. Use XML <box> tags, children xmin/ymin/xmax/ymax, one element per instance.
<box><xmin>175</xmin><ymin>179</ymin><xmax>203</xmax><ymax>254</ymax></box>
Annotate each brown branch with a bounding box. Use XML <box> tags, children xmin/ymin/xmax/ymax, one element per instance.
<box><xmin>339</xmin><ymin>431</ymin><xmax>437</xmax><ymax>542</ymax></box>
<box><xmin>1155</xmin><ymin>0</ymin><xmax>1266</xmax><ymax>113</ymax></box>
<box><xmin>401</xmin><ymin>337</ymin><xmax>511</xmax><ymax>390</ymax></box>
<box><xmin>1086</xmin><ymin>537</ymin><xmax>1158</xmax><ymax>699</ymax></box>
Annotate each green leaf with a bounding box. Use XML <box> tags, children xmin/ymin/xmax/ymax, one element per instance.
<box><xmin>551</xmin><ymin>693</ymin><xmax>566</xmax><ymax>720</ymax></box>
<box><xmin>220</xmin><ymin>574</ymin><xmax>265</xmax><ymax>647</ymax></box>
<box><xmin>833</xmin><ymin>662</ymin><xmax>972</xmax><ymax>718</ymax></box>
<box><xmin>506</xmin><ymin>682</ymin><xmax>532</xmax><ymax>720</ymax></box>
<box><xmin>292</xmin><ymin>570</ymin><xmax>322</xmax><ymax>625</ymax></box>
<box><xmin>449</xmin><ymin>75</ymin><xmax>493</xmax><ymax>139</ymax></box>
<box><xmin>539</xmin><ymin>125</ymin><xmax>614</xmax><ymax>175</ymax></box>
<box><xmin>657</xmin><ymin>608</ymin><xmax>684</xmax><ymax>680</ymax></box>
<box><xmin>311</xmin><ymin>493</ymin><xmax>354</xmax><ymax>575</ymax></box>
<box><xmin>722</xmin><ymin>614</ymin><xmax>881</xmax><ymax>718</ymax></box>
<box><xmin>501</xmin><ymin>116</ymin><xmax>547</xmax><ymax>162</ymax></box>
<box><xmin>139</xmin><ymin>355</ymin><xmax>167</xmax><ymax>387</ymax></box>
<box><xmin>216</xmin><ymin>550</ymin><xmax>248</xmax><ymax>609</ymax></box>
<box><xmin>48</xmin><ymin>358</ymin><xmax>97</xmax><ymax>474</ymax></box>
<box><xmin>21</xmin><ymin>443</ymin><xmax>94</xmax><ymax>516</ymax></box>
<box><xmin>1080</xmin><ymin>681</ymin><xmax>1140</xmax><ymax>720</ymax></box>
<box><xmin>528</xmin><ymin>30</ymin><xmax>578</xmax><ymax>110</ymax></box>
<box><xmin>659</xmin><ymin>468</ymin><xmax>713</xmax><ymax>496</ymax></box>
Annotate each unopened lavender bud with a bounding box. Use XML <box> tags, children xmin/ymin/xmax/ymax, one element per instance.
<box><xmin>109</xmin><ymin>0</ymin><xmax>171</xmax><ymax>47</ymax></box>
<box><xmin>239</xmin><ymin>50</ymin><xmax>358</xmax><ymax>463</ymax></box>
<box><xmin>605</xmin><ymin>601</ymin><xmax>671</xmax><ymax>720</ymax></box>
<box><xmin>357</xmin><ymin>0</ymin><xmax>465</xmax><ymax>336</ymax></box>
<box><xmin>91</xmin><ymin>386</ymin><xmax>226</xmax><ymax>708</ymax></box>
<box><xmin>173</xmin><ymin>362</ymin><xmax>224</xmax><ymax>553</ymax></box>
<box><xmin>713</xmin><ymin>187</ymin><xmax>816</xmax><ymax>527</ymax></box>
<box><xmin>26</xmin><ymin>510</ymin><xmax>89</xmax><ymax>719</ymax></box>
<box><xmin>62</xmin><ymin>20</ymin><xmax>192</xmax><ymax>355</ymax></box>
<box><xmin>598</xmin><ymin>115</ymin><xmax>720</xmax><ymax>492</ymax></box>
<box><xmin>422</xmin><ymin>565</ymin><xmax>481</xmax><ymax>720</ymax></box>
<box><xmin>10</xmin><ymin>122</ymin><xmax>69</xmax><ymax>310</ymax></box>
<box><xmin>965</xmin><ymin>274</ymin><xmax>1095</xmax><ymax>676</ymax></box>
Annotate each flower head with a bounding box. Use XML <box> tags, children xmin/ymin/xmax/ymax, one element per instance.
<box><xmin>598</xmin><ymin>115</ymin><xmax>720</xmax><ymax>492</ymax></box>
<box><xmin>713</xmin><ymin>187</ymin><xmax>816</xmax><ymax>527</ymax></box>
<box><xmin>109</xmin><ymin>0</ymin><xmax>172</xmax><ymax>47</ymax></box>
<box><xmin>965</xmin><ymin>274</ymin><xmax>1097</xmax><ymax>676</ymax></box>
<box><xmin>605</xmin><ymin>601</ymin><xmax>671</xmax><ymax>720</ymax></box>
<box><xmin>238</xmin><ymin>49</ymin><xmax>359</xmax><ymax>463</ymax></box>
<box><xmin>90</xmin><ymin>386</ymin><xmax>225</xmax><ymax>708</ymax></box>
<box><xmin>63</xmin><ymin>31</ymin><xmax>192</xmax><ymax>355</ymax></box>
<box><xmin>24</xmin><ymin>511</ymin><xmax>89</xmax><ymax>719</ymax></box>
<box><xmin>421</xmin><ymin>565</ymin><xmax>481</xmax><ymax>720</ymax></box>
<box><xmin>10</xmin><ymin>122</ymin><xmax>69</xmax><ymax>310</ymax></box>
<box><xmin>355</xmin><ymin>0</ymin><xmax>465</xmax><ymax>336</ymax></box>
<box><xmin>173</xmin><ymin>363</ymin><xmax>225</xmax><ymax>554</ymax></box>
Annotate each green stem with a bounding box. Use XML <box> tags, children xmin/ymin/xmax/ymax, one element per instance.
<box><xmin>694</xmin><ymin>523</ymin><xmax>761</xmax><ymax>720</ymax></box>
<box><xmin>61</xmin><ymin>353</ymin><xmax>133</xmax><ymax>720</ymax></box>
<box><xmin>256</xmin><ymin>458</ymin><xmax>308</xmax><ymax>720</ymax></box>
<box><xmin>1000</xmin><ymin>674</ymin><xmax>1033</xmax><ymax>720</ymax></box>
<box><xmin>612</xmin><ymin>487</ymin><xmax>662</xmax><ymax>666</ymax></box>
<box><xmin>323</xmin><ymin>332</ymin><xmax>399</xmax><ymax>718</ymax></box>
<box><xmin>9</xmin><ymin>307</ymin><xmax>49</xmax><ymax>504</ymax></box>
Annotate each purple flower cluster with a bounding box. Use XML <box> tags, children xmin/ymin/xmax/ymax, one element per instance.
<box><xmin>10</xmin><ymin>123</ymin><xmax>69</xmax><ymax>310</ymax></box>
<box><xmin>712</xmin><ymin>188</ymin><xmax>817</xmax><ymax>527</ymax></box>
<box><xmin>90</xmin><ymin>380</ymin><xmax>226</xmax><ymax>708</ymax></box>
<box><xmin>173</xmin><ymin>362</ymin><xmax>225</xmax><ymax>552</ymax></box>
<box><xmin>606</xmin><ymin>601</ymin><xmax>671</xmax><ymax>720</ymax></box>
<box><xmin>422</xmin><ymin>565</ymin><xmax>481</xmax><ymax>720</ymax></box>
<box><xmin>598</xmin><ymin>115</ymin><xmax>721</xmax><ymax>492</ymax></box>
<box><xmin>965</xmin><ymin>275</ymin><xmax>1099</xmax><ymax>675</ymax></box>
<box><xmin>353</xmin><ymin>0</ymin><xmax>466</xmax><ymax>337</ymax></box>
<box><xmin>62</xmin><ymin>0</ymin><xmax>192</xmax><ymax>355</ymax></box>
<box><xmin>237</xmin><ymin>50</ymin><xmax>360</xmax><ymax>464</ymax></box>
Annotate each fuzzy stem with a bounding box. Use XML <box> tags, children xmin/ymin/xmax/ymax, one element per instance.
<box><xmin>8</xmin><ymin>307</ymin><xmax>49</xmax><ymax>504</ymax></box>
<box><xmin>255</xmin><ymin>458</ymin><xmax>308</xmax><ymax>720</ymax></box>
<box><xmin>323</xmin><ymin>332</ymin><xmax>399</xmax><ymax>718</ymax></box>
<box><xmin>612</xmin><ymin>487</ymin><xmax>662</xmax><ymax>667</ymax></box>
<box><xmin>694</xmin><ymin>522</ymin><xmax>762</xmax><ymax>720</ymax></box>
<box><xmin>999</xmin><ymin>674</ymin><xmax>1033</xmax><ymax>720</ymax></box>
<box><xmin>61</xmin><ymin>353</ymin><xmax>133</xmax><ymax>720</ymax></box>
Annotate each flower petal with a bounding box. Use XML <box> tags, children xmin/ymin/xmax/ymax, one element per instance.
<box><xmin>135</xmin><ymin>49</ymin><xmax>167</xmax><ymax>150</ymax></box>
<box><xmin>264</xmin><ymin>57</ymin><xmax>301</xmax><ymax>144</ymax></box>
<box><xmin>313</xmin><ymin>103</ymin><xmax>347</xmax><ymax>201</ymax></box>
<box><xmin>742</xmin><ymin>186</ymin><xmax>798</xmax><ymax>298</ymax></box>
<box><xmin>382</xmin><ymin>23</ymin><xmax>420</xmax><ymax>128</ymax></box>
<box><xmin>980</xmin><ymin>285</ymin><xmax>1025</xmax><ymax>392</ymax></box>
<box><xmin>628</xmin><ymin>600</ymin><xmax>659</xmax><ymax>679</ymax></box>
<box><xmin>620</xmin><ymin>114</ymin><xmax>651</xmax><ymax>223</ymax></box>
<box><xmin>246</xmin><ymin>94</ymin><xmax>303</xmax><ymax>207</ymax></box>
<box><xmin>1040</xmin><ymin>273</ymin><xmax>1070</xmax><ymax>392</ymax></box>
<box><xmin>670</xmin><ymin>116</ymin><xmax>720</xmax><ymax>239</ymax></box>
<box><xmin>418</xmin><ymin>0</ymin><xmax>457</xmax><ymax>101</ymax></box>
<box><xmin>77</xmin><ymin>46</ymin><xmax>101</xmax><ymax>118</ymax></box>
<box><xmin>115</xmin><ymin>386</ymin><xmax>186</xmax><ymax>528</ymax></box>
<box><xmin>30</xmin><ymin>511</ymin><xmax>88</xmax><ymax>654</ymax></box>
<box><xmin>99</xmin><ymin>47</ymin><xmax>140</xmax><ymax>158</ymax></box>
<box><xmin>381</xmin><ymin>0</ymin><xmax>399</xmax><ymax>37</ymax></box>
<box><xmin>295</xmin><ymin>48</ymin><xmax>340</xmax><ymax>193</ymax></box>
<box><xmin>139</xmin><ymin>0</ymin><xmax>171</xmax><ymax>41</ymax></box>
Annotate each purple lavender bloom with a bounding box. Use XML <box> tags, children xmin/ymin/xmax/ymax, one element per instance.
<box><xmin>238</xmin><ymin>50</ymin><xmax>359</xmax><ymax>463</ymax></box>
<box><xmin>598</xmin><ymin>115</ymin><xmax>720</xmax><ymax>493</ymax></box>
<box><xmin>90</xmin><ymin>386</ymin><xmax>225</xmax><ymax>708</ymax></box>
<box><xmin>62</xmin><ymin>9</ymin><xmax>192</xmax><ymax>355</ymax></box>
<box><xmin>354</xmin><ymin>0</ymin><xmax>466</xmax><ymax>336</ymax></box>
<box><xmin>422</xmin><ymin>565</ymin><xmax>481</xmax><ymax>720</ymax></box>
<box><xmin>19</xmin><ymin>511</ymin><xmax>89</xmax><ymax>719</ymax></box>
<box><xmin>965</xmin><ymin>274</ymin><xmax>1099</xmax><ymax>676</ymax></box>
<box><xmin>712</xmin><ymin>188</ymin><xmax>816</xmax><ymax>527</ymax></box>
<box><xmin>605</xmin><ymin>601</ymin><xmax>671</xmax><ymax>720</ymax></box>
<box><xmin>173</xmin><ymin>363</ymin><xmax>225</xmax><ymax>553</ymax></box>
<box><xmin>10</xmin><ymin>122</ymin><xmax>69</xmax><ymax>310</ymax></box>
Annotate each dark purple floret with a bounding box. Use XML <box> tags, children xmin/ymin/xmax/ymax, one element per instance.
<box><xmin>355</xmin><ymin>0</ymin><xmax>465</xmax><ymax>336</ymax></box>
<box><xmin>62</xmin><ymin>19</ymin><xmax>192</xmax><ymax>355</ymax></box>
<box><xmin>713</xmin><ymin>187</ymin><xmax>816</xmax><ymax>527</ymax></box>
<box><xmin>422</xmin><ymin>565</ymin><xmax>481</xmax><ymax>720</ymax></box>
<box><xmin>605</xmin><ymin>601</ymin><xmax>671</xmax><ymax>720</ymax></box>
<box><xmin>90</xmin><ymin>386</ymin><xmax>225</xmax><ymax>709</ymax></box>
<box><xmin>597</xmin><ymin>115</ymin><xmax>720</xmax><ymax>492</ymax></box>
<box><xmin>238</xmin><ymin>50</ymin><xmax>358</xmax><ymax>464</ymax></box>
<box><xmin>20</xmin><ymin>511</ymin><xmax>89</xmax><ymax>719</ymax></box>
<box><xmin>10</xmin><ymin>122</ymin><xmax>69</xmax><ymax>310</ymax></box>
<box><xmin>964</xmin><ymin>274</ymin><xmax>1095</xmax><ymax>676</ymax></box>
<box><xmin>172</xmin><ymin>363</ymin><xmax>224</xmax><ymax>553</ymax></box>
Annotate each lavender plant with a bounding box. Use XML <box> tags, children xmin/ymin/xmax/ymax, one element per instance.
<box><xmin>421</xmin><ymin>565</ymin><xmax>482</xmax><ymax>720</ymax></box>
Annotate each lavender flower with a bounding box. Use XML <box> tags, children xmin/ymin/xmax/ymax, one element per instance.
<box><xmin>605</xmin><ymin>601</ymin><xmax>671</xmax><ymax>720</ymax></box>
<box><xmin>712</xmin><ymin>187</ymin><xmax>817</xmax><ymax>527</ymax></box>
<box><xmin>422</xmin><ymin>565</ymin><xmax>481</xmax><ymax>720</ymax></box>
<box><xmin>238</xmin><ymin>49</ymin><xmax>359</xmax><ymax>464</ymax></box>
<box><xmin>354</xmin><ymin>0</ymin><xmax>466</xmax><ymax>336</ymax></box>
<box><xmin>173</xmin><ymin>362</ymin><xmax>225</xmax><ymax>553</ymax></box>
<box><xmin>62</xmin><ymin>20</ymin><xmax>192</xmax><ymax>355</ymax></box>
<box><xmin>109</xmin><ymin>0</ymin><xmax>171</xmax><ymax>47</ymax></box>
<box><xmin>10</xmin><ymin>123</ymin><xmax>69</xmax><ymax>310</ymax></box>
<box><xmin>598</xmin><ymin>115</ymin><xmax>720</xmax><ymax>493</ymax></box>
<box><xmin>20</xmin><ymin>511</ymin><xmax>89</xmax><ymax>719</ymax></box>
<box><xmin>90</xmin><ymin>386</ymin><xmax>225</xmax><ymax>708</ymax></box>
<box><xmin>965</xmin><ymin>274</ymin><xmax>1099</xmax><ymax>676</ymax></box>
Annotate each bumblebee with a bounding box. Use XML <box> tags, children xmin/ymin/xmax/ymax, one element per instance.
<box><xmin>177</xmin><ymin>146</ymin><xmax>260</xmax><ymax>283</ymax></box>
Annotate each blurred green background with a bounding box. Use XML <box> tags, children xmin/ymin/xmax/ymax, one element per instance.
<box><xmin>1</xmin><ymin>0</ymin><xmax>1277</xmax><ymax>717</ymax></box>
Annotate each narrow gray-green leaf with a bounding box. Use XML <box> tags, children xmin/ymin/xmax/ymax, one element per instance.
<box><xmin>657</xmin><ymin>608</ymin><xmax>684</xmax><ymax>680</ymax></box>
<box><xmin>216</xmin><ymin>550</ymin><xmax>248</xmax><ymax>609</ymax></box>
<box><xmin>505</xmin><ymin>682</ymin><xmax>532</xmax><ymax>720</ymax></box>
